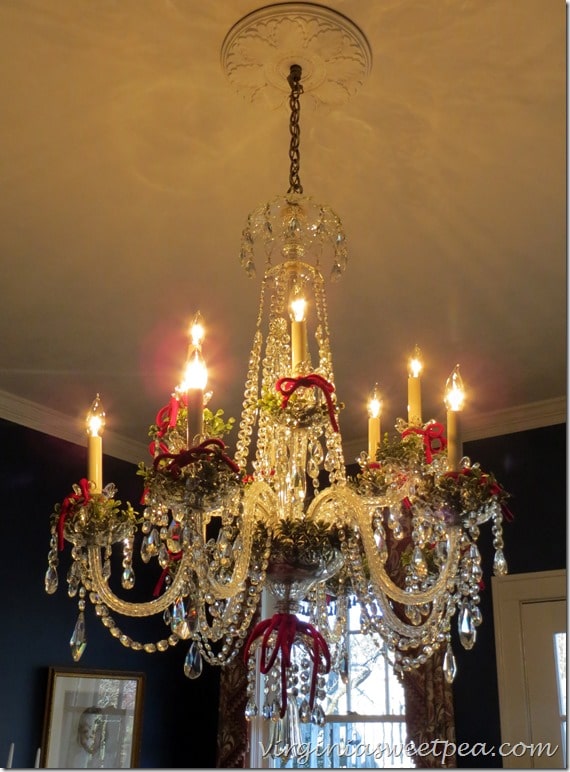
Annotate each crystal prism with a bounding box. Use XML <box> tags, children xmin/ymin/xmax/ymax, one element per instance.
<box><xmin>411</xmin><ymin>546</ymin><xmax>428</xmax><ymax>579</ymax></box>
<box><xmin>183</xmin><ymin>641</ymin><xmax>203</xmax><ymax>679</ymax></box>
<box><xmin>493</xmin><ymin>548</ymin><xmax>508</xmax><ymax>576</ymax></box>
<box><xmin>171</xmin><ymin>597</ymin><xmax>191</xmax><ymax>639</ymax></box>
<box><xmin>443</xmin><ymin>645</ymin><xmax>457</xmax><ymax>683</ymax></box>
<box><xmin>121</xmin><ymin>566</ymin><xmax>135</xmax><ymax>590</ymax></box>
<box><xmin>44</xmin><ymin>566</ymin><xmax>58</xmax><ymax>594</ymax></box>
<box><xmin>458</xmin><ymin>603</ymin><xmax>476</xmax><ymax>650</ymax></box>
<box><xmin>280</xmin><ymin>699</ymin><xmax>302</xmax><ymax>753</ymax></box>
<box><xmin>141</xmin><ymin>529</ymin><xmax>160</xmax><ymax>563</ymax></box>
<box><xmin>310</xmin><ymin>704</ymin><xmax>325</xmax><ymax>726</ymax></box>
<box><xmin>299</xmin><ymin>698</ymin><xmax>311</xmax><ymax>723</ymax></box>
<box><xmin>245</xmin><ymin>698</ymin><xmax>258</xmax><ymax>720</ymax></box>
<box><xmin>70</xmin><ymin>611</ymin><xmax>87</xmax><ymax>661</ymax></box>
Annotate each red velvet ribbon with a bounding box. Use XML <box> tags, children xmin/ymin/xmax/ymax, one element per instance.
<box><xmin>153</xmin><ymin>438</ymin><xmax>240</xmax><ymax>478</ymax></box>
<box><xmin>276</xmin><ymin>374</ymin><xmax>339</xmax><ymax>433</ymax></box>
<box><xmin>402</xmin><ymin>422</ymin><xmax>447</xmax><ymax>463</ymax></box>
<box><xmin>58</xmin><ymin>477</ymin><xmax>92</xmax><ymax>551</ymax></box>
<box><xmin>444</xmin><ymin>468</ymin><xmax>514</xmax><ymax>522</ymax></box>
<box><xmin>243</xmin><ymin>612</ymin><xmax>331</xmax><ymax>718</ymax></box>
<box><xmin>149</xmin><ymin>394</ymin><xmax>186</xmax><ymax>456</ymax></box>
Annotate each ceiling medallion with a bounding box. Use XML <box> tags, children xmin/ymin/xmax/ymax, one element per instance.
<box><xmin>220</xmin><ymin>2</ymin><xmax>372</xmax><ymax>107</ymax></box>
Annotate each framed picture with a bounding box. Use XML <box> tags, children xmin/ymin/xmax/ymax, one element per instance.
<box><xmin>40</xmin><ymin>667</ymin><xmax>145</xmax><ymax>769</ymax></box>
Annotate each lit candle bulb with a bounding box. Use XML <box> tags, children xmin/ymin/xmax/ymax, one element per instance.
<box><xmin>407</xmin><ymin>344</ymin><xmax>423</xmax><ymax>425</ymax></box>
<box><xmin>86</xmin><ymin>394</ymin><xmax>105</xmax><ymax>493</ymax></box>
<box><xmin>444</xmin><ymin>364</ymin><xmax>465</xmax><ymax>471</ymax></box>
<box><xmin>290</xmin><ymin>293</ymin><xmax>308</xmax><ymax>374</ymax></box>
<box><xmin>367</xmin><ymin>383</ymin><xmax>382</xmax><ymax>460</ymax></box>
<box><xmin>182</xmin><ymin>312</ymin><xmax>208</xmax><ymax>446</ymax></box>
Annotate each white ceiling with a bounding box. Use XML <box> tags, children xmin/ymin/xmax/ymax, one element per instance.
<box><xmin>0</xmin><ymin>0</ymin><xmax>566</xmax><ymax>464</ymax></box>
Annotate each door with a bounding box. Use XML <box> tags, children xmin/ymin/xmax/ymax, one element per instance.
<box><xmin>492</xmin><ymin>569</ymin><xmax>566</xmax><ymax>768</ymax></box>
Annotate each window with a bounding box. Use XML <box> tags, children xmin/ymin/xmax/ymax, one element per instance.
<box><xmin>271</xmin><ymin>603</ymin><xmax>412</xmax><ymax>769</ymax></box>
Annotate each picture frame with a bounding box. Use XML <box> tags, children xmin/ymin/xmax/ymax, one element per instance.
<box><xmin>40</xmin><ymin>667</ymin><xmax>145</xmax><ymax>769</ymax></box>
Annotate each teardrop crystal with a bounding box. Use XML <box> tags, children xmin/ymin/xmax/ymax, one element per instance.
<box><xmin>44</xmin><ymin>566</ymin><xmax>58</xmax><ymax>594</ymax></box>
<box><xmin>141</xmin><ymin>529</ymin><xmax>160</xmax><ymax>563</ymax></box>
<box><xmin>405</xmin><ymin>604</ymin><xmax>422</xmax><ymax>625</ymax></box>
<box><xmin>121</xmin><ymin>566</ymin><xmax>135</xmax><ymax>590</ymax></box>
<box><xmin>183</xmin><ymin>642</ymin><xmax>203</xmax><ymax>679</ymax></box>
<box><xmin>171</xmin><ymin>597</ymin><xmax>191</xmax><ymax>639</ymax></box>
<box><xmin>270</xmin><ymin>700</ymin><xmax>280</xmax><ymax>722</ymax></box>
<box><xmin>245</xmin><ymin>698</ymin><xmax>258</xmax><ymax>720</ymax></box>
<box><xmin>310</xmin><ymin>703</ymin><xmax>325</xmax><ymax>726</ymax></box>
<box><xmin>280</xmin><ymin>699</ymin><xmax>302</xmax><ymax>751</ymax></box>
<box><xmin>70</xmin><ymin>611</ymin><xmax>87</xmax><ymax>661</ymax></box>
<box><xmin>493</xmin><ymin>548</ymin><xmax>508</xmax><ymax>576</ymax></box>
<box><xmin>299</xmin><ymin>698</ymin><xmax>311</xmax><ymax>723</ymax></box>
<box><xmin>458</xmin><ymin>603</ymin><xmax>477</xmax><ymax>650</ymax></box>
<box><xmin>443</xmin><ymin>645</ymin><xmax>457</xmax><ymax>683</ymax></box>
<box><xmin>412</xmin><ymin>546</ymin><xmax>428</xmax><ymax>579</ymax></box>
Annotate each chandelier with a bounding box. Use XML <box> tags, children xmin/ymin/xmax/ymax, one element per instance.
<box><xmin>44</xmin><ymin>3</ymin><xmax>511</xmax><ymax>757</ymax></box>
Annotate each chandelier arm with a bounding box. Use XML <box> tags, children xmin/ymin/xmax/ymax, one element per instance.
<box><xmin>363</xmin><ymin>588</ymin><xmax>451</xmax><ymax>641</ymax></box>
<box><xmin>87</xmin><ymin>545</ymin><xmax>194</xmax><ymax>616</ymax></box>
<box><xmin>365</xmin><ymin>529</ymin><xmax>461</xmax><ymax>607</ymax></box>
<box><xmin>205</xmin><ymin>481</ymin><xmax>279</xmax><ymax>599</ymax></box>
<box><xmin>312</xmin><ymin>486</ymin><xmax>462</xmax><ymax>606</ymax></box>
<box><xmin>310</xmin><ymin>582</ymin><xmax>346</xmax><ymax>645</ymax></box>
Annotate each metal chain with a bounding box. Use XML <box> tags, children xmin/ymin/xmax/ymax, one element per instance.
<box><xmin>287</xmin><ymin>64</ymin><xmax>303</xmax><ymax>194</ymax></box>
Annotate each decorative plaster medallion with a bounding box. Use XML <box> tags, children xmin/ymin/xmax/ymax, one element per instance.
<box><xmin>220</xmin><ymin>2</ymin><xmax>372</xmax><ymax>108</ymax></box>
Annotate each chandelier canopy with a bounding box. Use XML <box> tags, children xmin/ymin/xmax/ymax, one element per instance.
<box><xmin>45</xmin><ymin>4</ymin><xmax>510</xmax><ymax>758</ymax></box>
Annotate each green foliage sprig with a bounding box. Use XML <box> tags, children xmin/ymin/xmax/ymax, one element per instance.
<box><xmin>54</xmin><ymin>482</ymin><xmax>138</xmax><ymax>546</ymax></box>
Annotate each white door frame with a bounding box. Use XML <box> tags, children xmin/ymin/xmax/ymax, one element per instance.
<box><xmin>492</xmin><ymin>568</ymin><xmax>567</xmax><ymax>768</ymax></box>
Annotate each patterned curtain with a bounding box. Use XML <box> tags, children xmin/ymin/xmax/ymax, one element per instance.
<box><xmin>216</xmin><ymin>653</ymin><xmax>248</xmax><ymax>768</ymax></box>
<box><xmin>402</xmin><ymin>649</ymin><xmax>457</xmax><ymax>768</ymax></box>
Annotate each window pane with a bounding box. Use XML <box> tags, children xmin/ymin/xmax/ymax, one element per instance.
<box><xmin>275</xmin><ymin>720</ymin><xmax>413</xmax><ymax>769</ymax></box>
<box><xmin>348</xmin><ymin>635</ymin><xmax>405</xmax><ymax>716</ymax></box>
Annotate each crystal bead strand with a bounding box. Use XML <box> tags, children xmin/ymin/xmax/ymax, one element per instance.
<box><xmin>90</xmin><ymin>593</ymin><xmax>180</xmax><ymax>652</ymax></box>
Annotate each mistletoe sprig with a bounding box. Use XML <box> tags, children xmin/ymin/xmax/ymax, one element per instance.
<box><xmin>435</xmin><ymin>465</ymin><xmax>512</xmax><ymax>522</ymax></box>
<box><xmin>349</xmin><ymin>431</ymin><xmax>427</xmax><ymax>497</ymax></box>
<box><xmin>138</xmin><ymin>437</ymin><xmax>242</xmax><ymax>511</ymax></box>
<box><xmin>268</xmin><ymin>517</ymin><xmax>341</xmax><ymax>566</ymax></box>
<box><xmin>52</xmin><ymin>479</ymin><xmax>138</xmax><ymax>549</ymax></box>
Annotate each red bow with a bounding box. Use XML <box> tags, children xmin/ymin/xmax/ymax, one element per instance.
<box><xmin>244</xmin><ymin>612</ymin><xmax>331</xmax><ymax>718</ymax></box>
<box><xmin>153</xmin><ymin>438</ymin><xmax>240</xmax><ymax>478</ymax></box>
<box><xmin>58</xmin><ymin>477</ymin><xmax>92</xmax><ymax>551</ymax></box>
<box><xmin>402</xmin><ymin>422</ymin><xmax>447</xmax><ymax>463</ymax></box>
<box><xmin>149</xmin><ymin>394</ymin><xmax>187</xmax><ymax>456</ymax></box>
<box><xmin>276</xmin><ymin>374</ymin><xmax>339</xmax><ymax>432</ymax></box>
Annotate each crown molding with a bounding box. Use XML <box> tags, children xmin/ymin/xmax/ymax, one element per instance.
<box><xmin>0</xmin><ymin>389</ymin><xmax>565</xmax><ymax>466</ymax></box>
<box><xmin>0</xmin><ymin>390</ymin><xmax>147</xmax><ymax>464</ymax></box>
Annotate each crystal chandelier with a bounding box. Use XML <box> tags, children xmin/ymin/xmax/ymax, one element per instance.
<box><xmin>44</xmin><ymin>3</ymin><xmax>511</xmax><ymax>753</ymax></box>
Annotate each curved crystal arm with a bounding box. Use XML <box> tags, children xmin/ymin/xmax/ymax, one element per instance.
<box><xmin>308</xmin><ymin>485</ymin><xmax>461</xmax><ymax>606</ymax></box>
<box><xmin>206</xmin><ymin>481</ymin><xmax>279</xmax><ymax>600</ymax></box>
<box><xmin>87</xmin><ymin>546</ymin><xmax>194</xmax><ymax>616</ymax></box>
<box><xmin>366</xmin><ymin>589</ymin><xmax>450</xmax><ymax>640</ymax></box>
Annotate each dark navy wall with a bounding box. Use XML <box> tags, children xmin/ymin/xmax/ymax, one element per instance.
<box><xmin>0</xmin><ymin>418</ymin><xmax>219</xmax><ymax>768</ymax></box>
<box><xmin>0</xmin><ymin>419</ymin><xmax>565</xmax><ymax>768</ymax></box>
<box><xmin>452</xmin><ymin>423</ymin><xmax>566</xmax><ymax>768</ymax></box>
